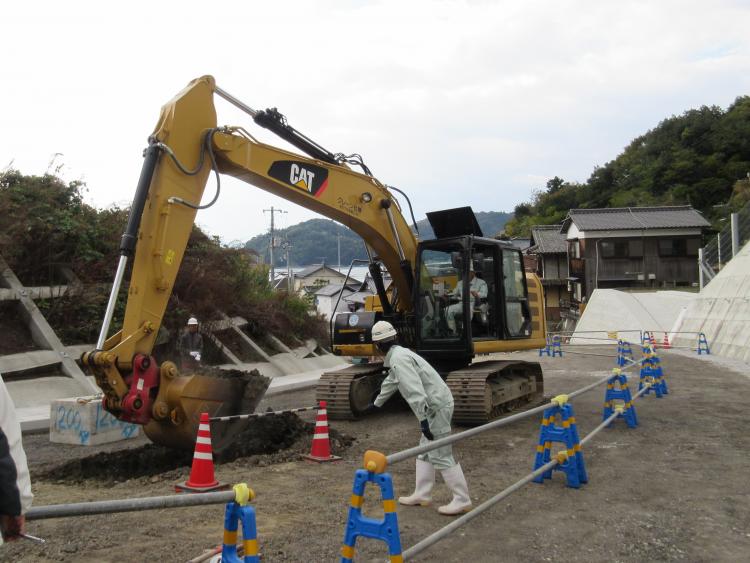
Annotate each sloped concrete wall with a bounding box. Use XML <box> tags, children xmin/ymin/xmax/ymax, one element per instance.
<box><xmin>673</xmin><ymin>240</ymin><xmax>750</xmax><ymax>361</ymax></box>
<box><xmin>571</xmin><ymin>289</ymin><xmax>695</xmax><ymax>344</ymax></box>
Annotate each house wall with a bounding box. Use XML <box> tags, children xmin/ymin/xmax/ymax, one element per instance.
<box><xmin>535</xmin><ymin>253</ymin><xmax>572</xmax><ymax>322</ymax></box>
<box><xmin>542</xmin><ymin>253</ymin><xmax>569</xmax><ymax>280</ymax></box>
<box><xmin>314</xmin><ymin>291</ymin><xmax>353</xmax><ymax>320</ymax></box>
<box><xmin>571</xmin><ymin>235</ymin><xmax>701</xmax><ymax>300</ymax></box>
<box><xmin>294</xmin><ymin>270</ymin><xmax>348</xmax><ymax>293</ymax></box>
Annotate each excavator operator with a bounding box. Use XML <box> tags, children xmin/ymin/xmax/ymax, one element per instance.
<box><xmin>369</xmin><ymin>321</ymin><xmax>472</xmax><ymax>516</ymax></box>
<box><xmin>446</xmin><ymin>261</ymin><xmax>488</xmax><ymax>334</ymax></box>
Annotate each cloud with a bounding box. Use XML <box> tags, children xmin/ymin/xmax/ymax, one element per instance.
<box><xmin>1</xmin><ymin>0</ymin><xmax>749</xmax><ymax>242</ymax></box>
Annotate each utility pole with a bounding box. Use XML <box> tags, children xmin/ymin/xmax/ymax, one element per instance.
<box><xmin>332</xmin><ymin>219</ymin><xmax>342</xmax><ymax>272</ymax></box>
<box><xmin>282</xmin><ymin>240</ymin><xmax>293</xmax><ymax>292</ymax></box>
<box><xmin>263</xmin><ymin>206</ymin><xmax>287</xmax><ymax>282</ymax></box>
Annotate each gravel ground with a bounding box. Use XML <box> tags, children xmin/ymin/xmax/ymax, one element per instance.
<box><xmin>4</xmin><ymin>346</ymin><xmax>750</xmax><ymax>562</ymax></box>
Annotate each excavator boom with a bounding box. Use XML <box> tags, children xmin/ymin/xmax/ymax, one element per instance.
<box><xmin>83</xmin><ymin>76</ymin><xmax>418</xmax><ymax>450</ymax></box>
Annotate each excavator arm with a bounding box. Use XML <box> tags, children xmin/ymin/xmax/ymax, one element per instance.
<box><xmin>83</xmin><ymin>76</ymin><xmax>418</xmax><ymax>449</ymax></box>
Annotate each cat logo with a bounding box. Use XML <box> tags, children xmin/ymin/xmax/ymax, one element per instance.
<box><xmin>268</xmin><ymin>160</ymin><xmax>329</xmax><ymax>197</ymax></box>
<box><xmin>289</xmin><ymin>163</ymin><xmax>315</xmax><ymax>191</ymax></box>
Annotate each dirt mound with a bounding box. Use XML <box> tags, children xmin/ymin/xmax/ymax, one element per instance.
<box><xmin>41</xmin><ymin>413</ymin><xmax>353</xmax><ymax>484</ymax></box>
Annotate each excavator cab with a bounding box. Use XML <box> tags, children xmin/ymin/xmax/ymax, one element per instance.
<box><xmin>414</xmin><ymin>233</ymin><xmax>533</xmax><ymax>364</ymax></box>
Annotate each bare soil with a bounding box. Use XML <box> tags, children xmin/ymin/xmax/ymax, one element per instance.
<box><xmin>4</xmin><ymin>347</ymin><xmax>750</xmax><ymax>562</ymax></box>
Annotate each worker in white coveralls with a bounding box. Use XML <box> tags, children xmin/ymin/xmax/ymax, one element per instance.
<box><xmin>370</xmin><ymin>321</ymin><xmax>472</xmax><ymax>515</ymax></box>
<box><xmin>0</xmin><ymin>374</ymin><xmax>33</xmax><ymax>544</ymax></box>
<box><xmin>446</xmin><ymin>263</ymin><xmax>487</xmax><ymax>334</ymax></box>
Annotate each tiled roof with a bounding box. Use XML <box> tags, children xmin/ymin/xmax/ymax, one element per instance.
<box><xmin>529</xmin><ymin>225</ymin><xmax>567</xmax><ymax>254</ymax></box>
<box><xmin>562</xmin><ymin>206</ymin><xmax>710</xmax><ymax>232</ymax></box>
<box><xmin>313</xmin><ymin>283</ymin><xmax>358</xmax><ymax>297</ymax></box>
<box><xmin>295</xmin><ymin>264</ymin><xmax>331</xmax><ymax>278</ymax></box>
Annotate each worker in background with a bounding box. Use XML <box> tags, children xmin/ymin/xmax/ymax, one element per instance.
<box><xmin>0</xmin><ymin>374</ymin><xmax>33</xmax><ymax>544</ymax></box>
<box><xmin>180</xmin><ymin>317</ymin><xmax>204</xmax><ymax>370</ymax></box>
<box><xmin>446</xmin><ymin>262</ymin><xmax>487</xmax><ymax>334</ymax></box>
<box><xmin>369</xmin><ymin>321</ymin><xmax>472</xmax><ymax>516</ymax></box>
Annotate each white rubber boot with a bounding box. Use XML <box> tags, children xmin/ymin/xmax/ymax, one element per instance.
<box><xmin>398</xmin><ymin>459</ymin><xmax>435</xmax><ymax>506</ymax></box>
<box><xmin>438</xmin><ymin>464</ymin><xmax>472</xmax><ymax>515</ymax></box>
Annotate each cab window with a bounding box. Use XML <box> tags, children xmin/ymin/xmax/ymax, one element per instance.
<box><xmin>502</xmin><ymin>249</ymin><xmax>531</xmax><ymax>337</ymax></box>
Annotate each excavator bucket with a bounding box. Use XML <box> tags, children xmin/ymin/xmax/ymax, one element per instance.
<box><xmin>143</xmin><ymin>367</ymin><xmax>270</xmax><ymax>452</ymax></box>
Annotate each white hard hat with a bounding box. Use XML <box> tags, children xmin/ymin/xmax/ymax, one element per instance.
<box><xmin>371</xmin><ymin>320</ymin><xmax>397</xmax><ymax>343</ymax></box>
<box><xmin>187</xmin><ymin>317</ymin><xmax>199</xmax><ymax>326</ymax></box>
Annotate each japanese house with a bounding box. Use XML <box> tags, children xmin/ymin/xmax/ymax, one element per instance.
<box><xmin>562</xmin><ymin>206</ymin><xmax>710</xmax><ymax>302</ymax></box>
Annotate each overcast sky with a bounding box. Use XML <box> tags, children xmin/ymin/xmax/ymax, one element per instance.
<box><xmin>2</xmin><ymin>0</ymin><xmax>749</xmax><ymax>242</ymax></box>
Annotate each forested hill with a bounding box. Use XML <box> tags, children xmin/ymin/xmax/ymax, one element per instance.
<box><xmin>245</xmin><ymin>211</ymin><xmax>512</xmax><ymax>267</ymax></box>
<box><xmin>505</xmin><ymin>96</ymin><xmax>750</xmax><ymax>236</ymax></box>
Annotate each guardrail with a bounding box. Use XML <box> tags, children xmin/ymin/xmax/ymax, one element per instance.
<box><xmin>544</xmin><ymin>330</ymin><xmax>711</xmax><ymax>355</ymax></box>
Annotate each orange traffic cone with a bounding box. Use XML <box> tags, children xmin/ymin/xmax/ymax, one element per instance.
<box><xmin>176</xmin><ymin>412</ymin><xmax>228</xmax><ymax>493</ymax></box>
<box><xmin>649</xmin><ymin>332</ymin><xmax>657</xmax><ymax>349</ymax></box>
<box><xmin>662</xmin><ymin>332</ymin><xmax>671</xmax><ymax>349</ymax></box>
<box><xmin>304</xmin><ymin>401</ymin><xmax>341</xmax><ymax>462</ymax></box>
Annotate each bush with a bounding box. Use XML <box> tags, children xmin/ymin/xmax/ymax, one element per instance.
<box><xmin>0</xmin><ymin>170</ymin><xmax>326</xmax><ymax>347</ymax></box>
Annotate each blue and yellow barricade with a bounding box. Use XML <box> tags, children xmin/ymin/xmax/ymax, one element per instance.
<box><xmin>221</xmin><ymin>484</ymin><xmax>259</xmax><ymax>563</ymax></box>
<box><xmin>603</xmin><ymin>369</ymin><xmax>638</xmax><ymax>428</ymax></box>
<box><xmin>341</xmin><ymin>451</ymin><xmax>403</xmax><ymax>563</ymax></box>
<box><xmin>641</xmin><ymin>331</ymin><xmax>655</xmax><ymax>348</ymax></box>
<box><xmin>551</xmin><ymin>335</ymin><xmax>563</xmax><ymax>358</ymax></box>
<box><xmin>698</xmin><ymin>332</ymin><xmax>711</xmax><ymax>355</ymax></box>
<box><xmin>539</xmin><ymin>336</ymin><xmax>552</xmax><ymax>357</ymax></box>
<box><xmin>649</xmin><ymin>349</ymin><xmax>668</xmax><ymax>395</ymax></box>
<box><xmin>638</xmin><ymin>344</ymin><xmax>668</xmax><ymax>397</ymax></box>
<box><xmin>638</xmin><ymin>365</ymin><xmax>666</xmax><ymax>398</ymax></box>
<box><xmin>532</xmin><ymin>396</ymin><xmax>587</xmax><ymax>488</ymax></box>
<box><xmin>617</xmin><ymin>340</ymin><xmax>634</xmax><ymax>367</ymax></box>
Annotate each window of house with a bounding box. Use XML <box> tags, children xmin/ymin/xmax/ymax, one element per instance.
<box><xmin>600</xmin><ymin>239</ymin><xmax>642</xmax><ymax>258</ymax></box>
<box><xmin>659</xmin><ymin>239</ymin><xmax>689</xmax><ymax>257</ymax></box>
<box><xmin>628</xmin><ymin>240</ymin><xmax>644</xmax><ymax>257</ymax></box>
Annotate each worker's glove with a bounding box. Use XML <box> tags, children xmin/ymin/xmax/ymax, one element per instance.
<box><xmin>0</xmin><ymin>514</ymin><xmax>25</xmax><ymax>542</ymax></box>
<box><xmin>419</xmin><ymin>419</ymin><xmax>434</xmax><ymax>441</ymax></box>
<box><xmin>189</xmin><ymin>351</ymin><xmax>201</xmax><ymax>361</ymax></box>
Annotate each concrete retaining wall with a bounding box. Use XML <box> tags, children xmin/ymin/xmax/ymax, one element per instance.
<box><xmin>673</xmin><ymin>240</ymin><xmax>750</xmax><ymax>362</ymax></box>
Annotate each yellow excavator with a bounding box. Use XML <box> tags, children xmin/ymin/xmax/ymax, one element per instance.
<box><xmin>82</xmin><ymin>76</ymin><xmax>547</xmax><ymax>451</ymax></box>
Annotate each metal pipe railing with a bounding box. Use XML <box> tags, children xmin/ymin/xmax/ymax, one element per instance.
<box><xmin>26</xmin><ymin>490</ymin><xmax>238</xmax><ymax>521</ymax></box>
<box><xmin>386</xmin><ymin>354</ymin><xmax>648</xmax><ymax>466</ymax></box>
<box><xmin>402</xmin><ymin>458</ymin><xmax>558</xmax><ymax>559</ymax></box>
<box><xmin>402</xmin><ymin>381</ymin><xmax>653</xmax><ymax>560</ymax></box>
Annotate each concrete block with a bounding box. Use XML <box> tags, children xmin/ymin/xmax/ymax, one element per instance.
<box><xmin>50</xmin><ymin>397</ymin><xmax>139</xmax><ymax>446</ymax></box>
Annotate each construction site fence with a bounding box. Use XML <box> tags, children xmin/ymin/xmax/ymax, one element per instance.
<box><xmin>547</xmin><ymin>330</ymin><xmax>710</xmax><ymax>349</ymax></box>
<box><xmin>402</xmin><ymin>381</ymin><xmax>653</xmax><ymax>560</ymax></box>
<box><xmin>701</xmin><ymin>205</ymin><xmax>750</xmax><ymax>274</ymax></box>
<box><xmin>342</xmin><ymin>347</ymin><xmax>657</xmax><ymax>560</ymax></box>
<box><xmin>386</xmin><ymin>350</ymin><xmax>647</xmax><ymax>466</ymax></box>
